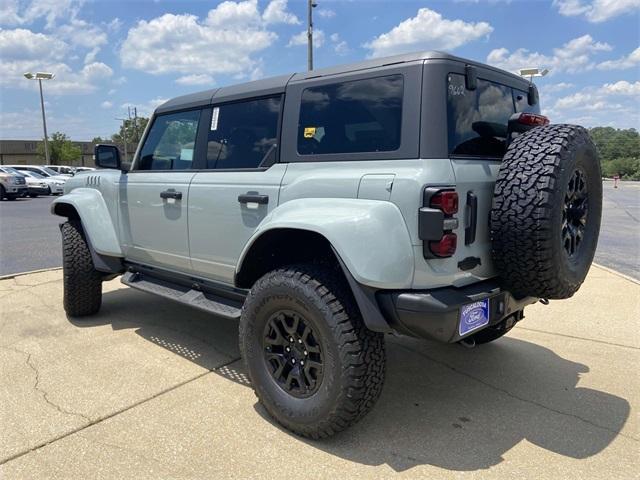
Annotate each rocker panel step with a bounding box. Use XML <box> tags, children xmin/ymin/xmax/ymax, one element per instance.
<box><xmin>121</xmin><ymin>271</ymin><xmax>242</xmax><ymax>319</ymax></box>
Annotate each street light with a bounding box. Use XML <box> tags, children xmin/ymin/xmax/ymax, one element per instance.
<box><xmin>307</xmin><ymin>0</ymin><xmax>318</xmax><ymax>71</ymax></box>
<box><xmin>518</xmin><ymin>67</ymin><xmax>549</xmax><ymax>82</ymax></box>
<box><xmin>24</xmin><ymin>71</ymin><xmax>55</xmax><ymax>165</ymax></box>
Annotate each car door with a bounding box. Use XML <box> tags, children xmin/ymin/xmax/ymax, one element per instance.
<box><xmin>119</xmin><ymin>108</ymin><xmax>205</xmax><ymax>273</ymax></box>
<box><xmin>188</xmin><ymin>96</ymin><xmax>286</xmax><ymax>284</ymax></box>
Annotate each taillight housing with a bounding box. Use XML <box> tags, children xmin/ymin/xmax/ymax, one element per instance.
<box><xmin>430</xmin><ymin>190</ymin><xmax>458</xmax><ymax>215</ymax></box>
<box><xmin>420</xmin><ymin>187</ymin><xmax>459</xmax><ymax>258</ymax></box>
<box><xmin>517</xmin><ymin>112</ymin><xmax>550</xmax><ymax>126</ymax></box>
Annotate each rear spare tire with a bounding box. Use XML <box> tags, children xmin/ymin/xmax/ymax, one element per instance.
<box><xmin>491</xmin><ymin>124</ymin><xmax>602</xmax><ymax>299</ymax></box>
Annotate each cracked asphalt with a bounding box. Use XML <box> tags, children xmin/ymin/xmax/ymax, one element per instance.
<box><xmin>0</xmin><ymin>266</ymin><xmax>638</xmax><ymax>478</ymax></box>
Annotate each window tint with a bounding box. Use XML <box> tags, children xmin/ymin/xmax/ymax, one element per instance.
<box><xmin>298</xmin><ymin>75</ymin><xmax>403</xmax><ymax>155</ymax></box>
<box><xmin>206</xmin><ymin>96</ymin><xmax>281</xmax><ymax>169</ymax></box>
<box><xmin>138</xmin><ymin>110</ymin><xmax>200</xmax><ymax>170</ymax></box>
<box><xmin>514</xmin><ymin>88</ymin><xmax>541</xmax><ymax>114</ymax></box>
<box><xmin>447</xmin><ymin>74</ymin><xmax>516</xmax><ymax>157</ymax></box>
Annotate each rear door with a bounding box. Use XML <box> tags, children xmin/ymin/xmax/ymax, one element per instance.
<box><xmin>446</xmin><ymin>72</ymin><xmax>541</xmax><ymax>274</ymax></box>
<box><xmin>188</xmin><ymin>96</ymin><xmax>286</xmax><ymax>284</ymax></box>
<box><xmin>119</xmin><ymin>108</ymin><xmax>204</xmax><ymax>272</ymax></box>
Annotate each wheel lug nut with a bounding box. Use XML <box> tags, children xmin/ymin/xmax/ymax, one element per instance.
<box><xmin>285</xmin><ymin>347</ymin><xmax>290</xmax><ymax>352</ymax></box>
<box><xmin>289</xmin><ymin>337</ymin><xmax>294</xmax><ymax>342</ymax></box>
<box><xmin>298</xmin><ymin>339</ymin><xmax>302</xmax><ymax>344</ymax></box>
<box><xmin>291</xmin><ymin>358</ymin><xmax>296</xmax><ymax>364</ymax></box>
<box><xmin>300</xmin><ymin>360</ymin><xmax>305</xmax><ymax>366</ymax></box>
<box><xmin>304</xmin><ymin>350</ymin><xmax>308</xmax><ymax>356</ymax></box>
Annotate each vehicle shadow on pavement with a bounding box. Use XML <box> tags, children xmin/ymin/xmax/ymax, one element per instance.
<box><xmin>77</xmin><ymin>288</ymin><xmax>629</xmax><ymax>473</ymax></box>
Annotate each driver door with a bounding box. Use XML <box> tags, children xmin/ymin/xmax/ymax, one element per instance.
<box><xmin>119</xmin><ymin>108</ymin><xmax>205</xmax><ymax>273</ymax></box>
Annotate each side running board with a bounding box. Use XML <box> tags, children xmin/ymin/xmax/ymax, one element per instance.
<box><xmin>121</xmin><ymin>271</ymin><xmax>242</xmax><ymax>319</ymax></box>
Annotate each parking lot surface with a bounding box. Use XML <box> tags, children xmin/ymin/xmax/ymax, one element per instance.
<box><xmin>0</xmin><ymin>196</ymin><xmax>62</xmax><ymax>276</ymax></box>
<box><xmin>0</xmin><ymin>265</ymin><xmax>637</xmax><ymax>479</ymax></box>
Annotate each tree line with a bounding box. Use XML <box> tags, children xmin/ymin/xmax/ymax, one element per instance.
<box><xmin>589</xmin><ymin>127</ymin><xmax>639</xmax><ymax>180</ymax></box>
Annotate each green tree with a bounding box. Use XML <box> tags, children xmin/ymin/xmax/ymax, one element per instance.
<box><xmin>111</xmin><ymin>117</ymin><xmax>149</xmax><ymax>150</ymax></box>
<box><xmin>37</xmin><ymin>132</ymin><xmax>82</xmax><ymax>164</ymax></box>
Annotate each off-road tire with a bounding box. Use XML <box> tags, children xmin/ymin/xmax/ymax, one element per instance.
<box><xmin>29</xmin><ymin>194</ymin><xmax>38</xmax><ymax>198</ymax></box>
<box><xmin>239</xmin><ymin>264</ymin><xmax>385</xmax><ymax>439</ymax></box>
<box><xmin>61</xmin><ymin>221</ymin><xmax>102</xmax><ymax>316</ymax></box>
<box><xmin>491</xmin><ymin>124</ymin><xmax>602</xmax><ymax>299</ymax></box>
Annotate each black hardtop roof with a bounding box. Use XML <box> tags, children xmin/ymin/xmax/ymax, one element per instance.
<box><xmin>156</xmin><ymin>50</ymin><xmax>529</xmax><ymax>114</ymax></box>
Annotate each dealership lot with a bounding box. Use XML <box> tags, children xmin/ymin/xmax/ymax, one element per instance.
<box><xmin>0</xmin><ymin>265</ymin><xmax>638</xmax><ymax>478</ymax></box>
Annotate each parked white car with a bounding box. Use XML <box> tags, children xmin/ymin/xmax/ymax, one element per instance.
<box><xmin>47</xmin><ymin>165</ymin><xmax>76</xmax><ymax>176</ymax></box>
<box><xmin>7</xmin><ymin>165</ymin><xmax>70</xmax><ymax>184</ymax></box>
<box><xmin>19</xmin><ymin>170</ymin><xmax>65</xmax><ymax>195</ymax></box>
<box><xmin>0</xmin><ymin>167</ymin><xmax>49</xmax><ymax>197</ymax></box>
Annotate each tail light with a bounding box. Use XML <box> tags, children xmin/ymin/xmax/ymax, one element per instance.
<box><xmin>430</xmin><ymin>190</ymin><xmax>458</xmax><ymax>215</ymax></box>
<box><xmin>420</xmin><ymin>187</ymin><xmax>459</xmax><ymax>258</ymax></box>
<box><xmin>517</xmin><ymin>113</ymin><xmax>549</xmax><ymax>126</ymax></box>
<box><xmin>429</xmin><ymin>233</ymin><xmax>457</xmax><ymax>258</ymax></box>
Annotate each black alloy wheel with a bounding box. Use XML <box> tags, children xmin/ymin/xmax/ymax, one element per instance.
<box><xmin>263</xmin><ymin>309</ymin><xmax>324</xmax><ymax>398</ymax></box>
<box><xmin>562</xmin><ymin>168</ymin><xmax>589</xmax><ymax>258</ymax></box>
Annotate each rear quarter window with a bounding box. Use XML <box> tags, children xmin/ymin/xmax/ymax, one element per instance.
<box><xmin>447</xmin><ymin>74</ymin><xmax>539</xmax><ymax>158</ymax></box>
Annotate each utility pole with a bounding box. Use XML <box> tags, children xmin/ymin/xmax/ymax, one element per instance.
<box><xmin>307</xmin><ymin>0</ymin><xmax>317</xmax><ymax>71</ymax></box>
<box><xmin>116</xmin><ymin>117</ymin><xmax>128</xmax><ymax>162</ymax></box>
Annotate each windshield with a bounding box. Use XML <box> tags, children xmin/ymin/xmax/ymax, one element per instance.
<box><xmin>41</xmin><ymin>167</ymin><xmax>60</xmax><ymax>176</ymax></box>
<box><xmin>4</xmin><ymin>167</ymin><xmax>25</xmax><ymax>176</ymax></box>
<box><xmin>29</xmin><ymin>171</ymin><xmax>45</xmax><ymax>179</ymax></box>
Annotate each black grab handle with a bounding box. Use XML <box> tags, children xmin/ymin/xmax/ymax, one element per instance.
<box><xmin>465</xmin><ymin>191</ymin><xmax>477</xmax><ymax>245</ymax></box>
<box><xmin>238</xmin><ymin>193</ymin><xmax>269</xmax><ymax>205</ymax></box>
<box><xmin>160</xmin><ymin>189</ymin><xmax>182</xmax><ymax>200</ymax></box>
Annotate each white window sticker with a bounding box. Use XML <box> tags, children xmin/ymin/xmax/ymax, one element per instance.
<box><xmin>180</xmin><ymin>148</ymin><xmax>194</xmax><ymax>161</ymax></box>
<box><xmin>210</xmin><ymin>107</ymin><xmax>220</xmax><ymax>131</ymax></box>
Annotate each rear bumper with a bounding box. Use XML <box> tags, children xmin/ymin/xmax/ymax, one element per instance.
<box><xmin>377</xmin><ymin>279</ymin><xmax>537</xmax><ymax>343</ymax></box>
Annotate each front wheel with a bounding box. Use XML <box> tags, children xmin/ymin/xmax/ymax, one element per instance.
<box><xmin>61</xmin><ymin>221</ymin><xmax>102</xmax><ymax>317</ymax></box>
<box><xmin>239</xmin><ymin>264</ymin><xmax>385</xmax><ymax>439</ymax></box>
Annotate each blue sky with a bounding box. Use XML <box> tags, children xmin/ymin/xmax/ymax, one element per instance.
<box><xmin>1</xmin><ymin>0</ymin><xmax>638</xmax><ymax>141</ymax></box>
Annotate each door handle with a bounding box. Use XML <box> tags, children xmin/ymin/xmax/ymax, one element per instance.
<box><xmin>160</xmin><ymin>189</ymin><xmax>183</xmax><ymax>200</ymax></box>
<box><xmin>238</xmin><ymin>193</ymin><xmax>269</xmax><ymax>205</ymax></box>
<box><xmin>465</xmin><ymin>191</ymin><xmax>477</xmax><ymax>245</ymax></box>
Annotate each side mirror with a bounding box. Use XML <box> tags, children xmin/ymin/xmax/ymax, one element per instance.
<box><xmin>95</xmin><ymin>144</ymin><xmax>121</xmax><ymax>170</ymax></box>
<box><xmin>528</xmin><ymin>84</ymin><xmax>539</xmax><ymax>106</ymax></box>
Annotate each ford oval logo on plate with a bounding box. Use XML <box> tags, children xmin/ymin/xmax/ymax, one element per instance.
<box><xmin>459</xmin><ymin>299</ymin><xmax>490</xmax><ymax>336</ymax></box>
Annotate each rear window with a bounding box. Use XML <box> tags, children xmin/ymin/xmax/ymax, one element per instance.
<box><xmin>297</xmin><ymin>74</ymin><xmax>403</xmax><ymax>155</ymax></box>
<box><xmin>447</xmin><ymin>73</ymin><xmax>540</xmax><ymax>158</ymax></box>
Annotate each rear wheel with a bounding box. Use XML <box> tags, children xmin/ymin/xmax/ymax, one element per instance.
<box><xmin>0</xmin><ymin>184</ymin><xmax>4</xmax><ymax>200</ymax></box>
<box><xmin>61</xmin><ymin>221</ymin><xmax>102</xmax><ymax>317</ymax></box>
<box><xmin>240</xmin><ymin>264</ymin><xmax>385</xmax><ymax>439</ymax></box>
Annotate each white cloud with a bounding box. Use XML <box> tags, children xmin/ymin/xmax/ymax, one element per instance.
<box><xmin>120</xmin><ymin>1</ymin><xmax>277</xmax><ymax>78</ymax></box>
<box><xmin>487</xmin><ymin>34</ymin><xmax>611</xmax><ymax>74</ymax></box>
<box><xmin>0</xmin><ymin>28</ymin><xmax>67</xmax><ymax>60</ymax></box>
<box><xmin>544</xmin><ymin>82</ymin><xmax>575</xmax><ymax>93</ymax></box>
<box><xmin>553</xmin><ymin>0</ymin><xmax>640</xmax><ymax>22</ymax></box>
<box><xmin>0</xmin><ymin>0</ymin><xmax>84</xmax><ymax>27</ymax></box>
<box><xmin>106</xmin><ymin>17</ymin><xmax>122</xmax><ymax>32</ymax></box>
<box><xmin>175</xmin><ymin>74</ymin><xmax>215</xmax><ymax>86</ymax></box>
<box><xmin>121</xmin><ymin>97</ymin><xmax>169</xmax><ymax>117</ymax></box>
<box><xmin>288</xmin><ymin>29</ymin><xmax>325</xmax><ymax>48</ymax></box>
<box><xmin>329</xmin><ymin>33</ymin><xmax>349</xmax><ymax>56</ymax></box>
<box><xmin>317</xmin><ymin>9</ymin><xmax>336</xmax><ymax>18</ymax></box>
<box><xmin>548</xmin><ymin>81</ymin><xmax>640</xmax><ymax>128</ymax></box>
<box><xmin>101</xmin><ymin>101</ymin><xmax>113</xmax><ymax>109</ymax></box>
<box><xmin>597</xmin><ymin>46</ymin><xmax>640</xmax><ymax>70</ymax></box>
<box><xmin>263</xmin><ymin>0</ymin><xmax>300</xmax><ymax>25</ymax></box>
<box><xmin>364</xmin><ymin>8</ymin><xmax>493</xmax><ymax>58</ymax></box>
<box><xmin>57</xmin><ymin>18</ymin><xmax>108</xmax><ymax>50</ymax></box>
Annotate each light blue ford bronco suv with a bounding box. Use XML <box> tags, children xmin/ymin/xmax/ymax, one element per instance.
<box><xmin>52</xmin><ymin>51</ymin><xmax>602</xmax><ymax>438</ymax></box>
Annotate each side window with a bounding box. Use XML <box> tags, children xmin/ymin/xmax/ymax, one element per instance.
<box><xmin>447</xmin><ymin>74</ymin><xmax>514</xmax><ymax>157</ymax></box>
<box><xmin>138</xmin><ymin>110</ymin><xmax>200</xmax><ymax>171</ymax></box>
<box><xmin>297</xmin><ymin>75</ymin><xmax>404</xmax><ymax>155</ymax></box>
<box><xmin>206</xmin><ymin>96</ymin><xmax>281</xmax><ymax>169</ymax></box>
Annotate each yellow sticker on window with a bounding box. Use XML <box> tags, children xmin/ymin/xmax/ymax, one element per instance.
<box><xmin>303</xmin><ymin>127</ymin><xmax>317</xmax><ymax>138</ymax></box>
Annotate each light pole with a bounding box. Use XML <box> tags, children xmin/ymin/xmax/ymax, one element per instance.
<box><xmin>24</xmin><ymin>72</ymin><xmax>55</xmax><ymax>165</ymax></box>
<box><xmin>307</xmin><ymin>0</ymin><xmax>317</xmax><ymax>71</ymax></box>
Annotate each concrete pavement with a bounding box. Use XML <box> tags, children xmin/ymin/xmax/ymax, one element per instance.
<box><xmin>0</xmin><ymin>266</ymin><xmax>638</xmax><ymax>479</ymax></box>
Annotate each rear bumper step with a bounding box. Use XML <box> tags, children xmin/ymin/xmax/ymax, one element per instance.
<box><xmin>121</xmin><ymin>271</ymin><xmax>242</xmax><ymax>319</ymax></box>
<box><xmin>377</xmin><ymin>279</ymin><xmax>537</xmax><ymax>343</ymax></box>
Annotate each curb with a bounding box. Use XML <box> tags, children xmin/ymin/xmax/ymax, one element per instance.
<box><xmin>0</xmin><ymin>267</ymin><xmax>62</xmax><ymax>281</ymax></box>
<box><xmin>592</xmin><ymin>263</ymin><xmax>640</xmax><ymax>285</ymax></box>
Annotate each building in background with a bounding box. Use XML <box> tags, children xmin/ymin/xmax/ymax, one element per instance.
<box><xmin>0</xmin><ymin>140</ymin><xmax>96</xmax><ymax>166</ymax></box>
